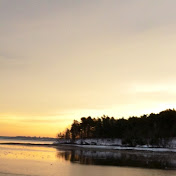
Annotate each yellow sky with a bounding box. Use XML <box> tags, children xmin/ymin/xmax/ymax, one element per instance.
<box><xmin>1</xmin><ymin>0</ymin><xmax>176</xmax><ymax>137</ymax></box>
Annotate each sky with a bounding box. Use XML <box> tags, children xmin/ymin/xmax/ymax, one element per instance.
<box><xmin>1</xmin><ymin>0</ymin><xmax>176</xmax><ymax>137</ymax></box>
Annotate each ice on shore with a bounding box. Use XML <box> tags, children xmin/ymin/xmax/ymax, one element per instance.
<box><xmin>55</xmin><ymin>138</ymin><xmax>176</xmax><ymax>152</ymax></box>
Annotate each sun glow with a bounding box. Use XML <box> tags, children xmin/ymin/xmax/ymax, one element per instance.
<box><xmin>1</xmin><ymin>1</ymin><xmax>176</xmax><ymax>137</ymax></box>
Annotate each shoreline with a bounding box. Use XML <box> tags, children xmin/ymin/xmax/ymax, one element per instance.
<box><xmin>1</xmin><ymin>142</ymin><xmax>176</xmax><ymax>153</ymax></box>
<box><xmin>56</xmin><ymin>143</ymin><xmax>176</xmax><ymax>153</ymax></box>
<box><xmin>0</xmin><ymin>142</ymin><xmax>54</xmax><ymax>146</ymax></box>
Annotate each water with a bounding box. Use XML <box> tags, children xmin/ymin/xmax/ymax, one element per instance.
<box><xmin>0</xmin><ymin>138</ymin><xmax>54</xmax><ymax>145</ymax></box>
<box><xmin>0</xmin><ymin>142</ymin><xmax>176</xmax><ymax>176</ymax></box>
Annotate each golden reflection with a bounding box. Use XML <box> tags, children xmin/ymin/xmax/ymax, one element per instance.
<box><xmin>0</xmin><ymin>145</ymin><xmax>57</xmax><ymax>161</ymax></box>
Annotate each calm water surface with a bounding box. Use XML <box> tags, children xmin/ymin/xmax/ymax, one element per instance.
<box><xmin>0</xmin><ymin>138</ymin><xmax>54</xmax><ymax>144</ymax></box>
<box><xmin>0</xmin><ymin>143</ymin><xmax>176</xmax><ymax>176</ymax></box>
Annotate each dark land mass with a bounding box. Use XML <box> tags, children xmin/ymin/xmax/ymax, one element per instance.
<box><xmin>59</xmin><ymin>109</ymin><xmax>176</xmax><ymax>147</ymax></box>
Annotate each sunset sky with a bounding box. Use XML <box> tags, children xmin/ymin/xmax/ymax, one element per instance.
<box><xmin>1</xmin><ymin>0</ymin><xmax>176</xmax><ymax>137</ymax></box>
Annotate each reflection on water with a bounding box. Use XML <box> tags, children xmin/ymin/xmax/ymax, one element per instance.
<box><xmin>0</xmin><ymin>139</ymin><xmax>54</xmax><ymax>144</ymax></box>
<box><xmin>56</xmin><ymin>147</ymin><xmax>176</xmax><ymax>170</ymax></box>
<box><xmin>0</xmin><ymin>144</ymin><xmax>176</xmax><ymax>176</ymax></box>
<box><xmin>0</xmin><ymin>145</ymin><xmax>57</xmax><ymax>161</ymax></box>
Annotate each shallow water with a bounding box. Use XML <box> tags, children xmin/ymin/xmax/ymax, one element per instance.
<box><xmin>0</xmin><ymin>138</ymin><xmax>54</xmax><ymax>145</ymax></box>
<box><xmin>0</xmin><ymin>144</ymin><xmax>176</xmax><ymax>176</ymax></box>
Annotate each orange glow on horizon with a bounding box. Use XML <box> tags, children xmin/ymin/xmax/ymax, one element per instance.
<box><xmin>1</xmin><ymin>103</ymin><xmax>176</xmax><ymax>137</ymax></box>
<box><xmin>1</xmin><ymin>1</ymin><xmax>176</xmax><ymax>137</ymax></box>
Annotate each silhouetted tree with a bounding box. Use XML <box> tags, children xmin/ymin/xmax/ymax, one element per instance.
<box><xmin>58</xmin><ymin>109</ymin><xmax>176</xmax><ymax>146</ymax></box>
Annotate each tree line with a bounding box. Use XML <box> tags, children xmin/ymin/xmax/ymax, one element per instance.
<box><xmin>57</xmin><ymin>109</ymin><xmax>176</xmax><ymax>146</ymax></box>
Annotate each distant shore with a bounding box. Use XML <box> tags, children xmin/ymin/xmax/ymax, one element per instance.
<box><xmin>1</xmin><ymin>142</ymin><xmax>176</xmax><ymax>153</ymax></box>
<box><xmin>0</xmin><ymin>142</ymin><xmax>54</xmax><ymax>146</ymax></box>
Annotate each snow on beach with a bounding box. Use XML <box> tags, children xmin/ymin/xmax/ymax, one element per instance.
<box><xmin>73</xmin><ymin>145</ymin><xmax>176</xmax><ymax>152</ymax></box>
<box><xmin>55</xmin><ymin>138</ymin><xmax>176</xmax><ymax>153</ymax></box>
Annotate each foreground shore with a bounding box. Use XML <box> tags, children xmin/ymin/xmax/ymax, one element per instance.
<box><xmin>59</xmin><ymin>143</ymin><xmax>176</xmax><ymax>153</ymax></box>
<box><xmin>1</xmin><ymin>142</ymin><xmax>176</xmax><ymax>153</ymax></box>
